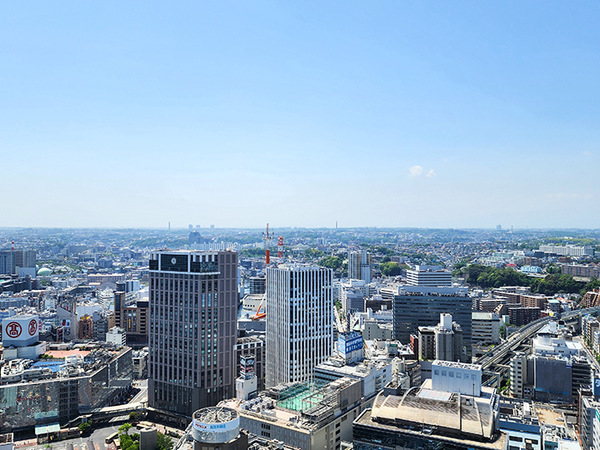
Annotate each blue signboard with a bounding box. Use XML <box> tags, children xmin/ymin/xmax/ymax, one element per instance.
<box><xmin>338</xmin><ymin>331</ymin><xmax>363</xmax><ymax>356</ymax></box>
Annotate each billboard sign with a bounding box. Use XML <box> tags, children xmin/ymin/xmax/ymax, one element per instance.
<box><xmin>2</xmin><ymin>315</ymin><xmax>39</xmax><ymax>347</ymax></box>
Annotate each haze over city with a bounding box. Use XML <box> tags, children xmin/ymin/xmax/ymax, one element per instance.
<box><xmin>2</xmin><ymin>2</ymin><xmax>599</xmax><ymax>229</ymax></box>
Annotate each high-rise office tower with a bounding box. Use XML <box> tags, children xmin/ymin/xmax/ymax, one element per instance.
<box><xmin>0</xmin><ymin>251</ymin><xmax>14</xmax><ymax>275</ymax></box>
<box><xmin>348</xmin><ymin>250</ymin><xmax>372</xmax><ymax>282</ymax></box>
<box><xmin>148</xmin><ymin>250</ymin><xmax>238</xmax><ymax>416</ymax></box>
<box><xmin>265</xmin><ymin>264</ymin><xmax>333</xmax><ymax>387</ymax></box>
<box><xmin>0</xmin><ymin>249</ymin><xmax>36</xmax><ymax>275</ymax></box>
<box><xmin>393</xmin><ymin>286</ymin><xmax>472</xmax><ymax>359</ymax></box>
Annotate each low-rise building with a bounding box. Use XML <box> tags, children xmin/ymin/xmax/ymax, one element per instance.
<box><xmin>498</xmin><ymin>400</ymin><xmax>541</xmax><ymax>450</ymax></box>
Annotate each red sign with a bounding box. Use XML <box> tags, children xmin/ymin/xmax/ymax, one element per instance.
<box><xmin>6</xmin><ymin>322</ymin><xmax>22</xmax><ymax>338</ymax></box>
<box><xmin>28</xmin><ymin>319</ymin><xmax>37</xmax><ymax>336</ymax></box>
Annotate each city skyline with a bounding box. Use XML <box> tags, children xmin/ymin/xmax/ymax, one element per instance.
<box><xmin>2</xmin><ymin>2</ymin><xmax>599</xmax><ymax>229</ymax></box>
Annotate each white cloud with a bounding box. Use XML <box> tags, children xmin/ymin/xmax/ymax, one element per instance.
<box><xmin>409</xmin><ymin>165</ymin><xmax>424</xmax><ymax>177</ymax></box>
<box><xmin>547</xmin><ymin>192</ymin><xmax>593</xmax><ymax>201</ymax></box>
<box><xmin>408</xmin><ymin>165</ymin><xmax>436</xmax><ymax>178</ymax></box>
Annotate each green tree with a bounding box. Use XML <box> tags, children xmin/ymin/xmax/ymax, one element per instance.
<box><xmin>380</xmin><ymin>262</ymin><xmax>403</xmax><ymax>276</ymax></box>
<box><xmin>129</xmin><ymin>411</ymin><xmax>143</xmax><ymax>423</ymax></box>
<box><xmin>119</xmin><ymin>423</ymin><xmax>133</xmax><ymax>435</ymax></box>
<box><xmin>157</xmin><ymin>433</ymin><xmax>174</xmax><ymax>450</ymax></box>
<box><xmin>305</xmin><ymin>248</ymin><xmax>326</xmax><ymax>259</ymax></box>
<box><xmin>318</xmin><ymin>256</ymin><xmax>344</xmax><ymax>271</ymax></box>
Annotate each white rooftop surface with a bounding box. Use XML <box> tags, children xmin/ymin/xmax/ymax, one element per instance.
<box><xmin>417</xmin><ymin>389</ymin><xmax>452</xmax><ymax>402</ymax></box>
<box><xmin>317</xmin><ymin>358</ymin><xmax>390</xmax><ymax>376</ymax></box>
<box><xmin>220</xmin><ymin>398</ymin><xmax>303</xmax><ymax>428</ymax></box>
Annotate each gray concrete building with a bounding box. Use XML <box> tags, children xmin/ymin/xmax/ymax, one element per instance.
<box><xmin>348</xmin><ymin>250</ymin><xmax>372</xmax><ymax>282</ymax></box>
<box><xmin>393</xmin><ymin>286</ymin><xmax>472</xmax><ymax>359</ymax></box>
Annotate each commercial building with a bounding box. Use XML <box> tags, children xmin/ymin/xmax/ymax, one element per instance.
<box><xmin>348</xmin><ymin>250</ymin><xmax>372</xmax><ymax>283</ymax></box>
<box><xmin>114</xmin><ymin>291</ymin><xmax>149</xmax><ymax>347</ymax></box>
<box><xmin>417</xmin><ymin>314</ymin><xmax>466</xmax><ymax>362</ymax></box>
<box><xmin>221</xmin><ymin>377</ymin><xmax>366</xmax><ymax>450</ymax></box>
<box><xmin>393</xmin><ymin>286</ymin><xmax>472</xmax><ymax>359</ymax></box>
<box><xmin>406</xmin><ymin>265</ymin><xmax>451</xmax><ymax>287</ymax></box>
<box><xmin>0</xmin><ymin>346</ymin><xmax>132</xmax><ymax>433</ymax></box>
<box><xmin>353</xmin><ymin>362</ymin><xmax>504</xmax><ymax>450</ymax></box>
<box><xmin>472</xmin><ymin>312</ymin><xmax>501</xmax><ymax>345</ymax></box>
<box><xmin>106</xmin><ymin>327</ymin><xmax>126</xmax><ymax>346</ymax></box>
<box><xmin>509</xmin><ymin>353</ymin><xmax>591</xmax><ymax>404</ymax></box>
<box><xmin>498</xmin><ymin>401</ymin><xmax>541</xmax><ymax>450</ymax></box>
<box><xmin>362</xmin><ymin>320</ymin><xmax>392</xmax><ymax>341</ymax></box>
<box><xmin>0</xmin><ymin>251</ymin><xmax>14</xmax><ymax>275</ymax></box>
<box><xmin>235</xmin><ymin>335</ymin><xmax>265</xmax><ymax>392</ymax></box>
<box><xmin>265</xmin><ymin>264</ymin><xmax>333</xmax><ymax>387</ymax></box>
<box><xmin>248</xmin><ymin>276</ymin><xmax>266</xmax><ymax>295</ymax></box>
<box><xmin>0</xmin><ymin>250</ymin><xmax>36</xmax><ymax>276</ymax></box>
<box><xmin>314</xmin><ymin>331</ymin><xmax>393</xmax><ymax>399</ymax></box>
<box><xmin>580</xmin><ymin>394</ymin><xmax>600</xmax><ymax>450</ymax></box>
<box><xmin>148</xmin><ymin>250</ymin><xmax>238</xmax><ymax>416</ymax></box>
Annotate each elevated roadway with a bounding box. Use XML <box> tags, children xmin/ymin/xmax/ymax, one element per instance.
<box><xmin>475</xmin><ymin>306</ymin><xmax>600</xmax><ymax>386</ymax></box>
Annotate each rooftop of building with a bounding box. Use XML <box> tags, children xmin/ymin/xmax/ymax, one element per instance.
<box><xmin>270</xmin><ymin>263</ymin><xmax>326</xmax><ymax>271</ymax></box>
<box><xmin>316</xmin><ymin>355</ymin><xmax>391</xmax><ymax>377</ymax></box>
<box><xmin>432</xmin><ymin>360</ymin><xmax>482</xmax><ymax>371</ymax></box>
<box><xmin>220</xmin><ymin>377</ymin><xmax>361</xmax><ymax>432</ymax></box>
<box><xmin>354</xmin><ymin>407</ymin><xmax>507</xmax><ymax>449</ymax></box>
<box><xmin>472</xmin><ymin>311</ymin><xmax>500</xmax><ymax>320</ymax></box>
<box><xmin>396</xmin><ymin>285</ymin><xmax>469</xmax><ymax>297</ymax></box>
<box><xmin>0</xmin><ymin>345</ymin><xmax>130</xmax><ymax>385</ymax></box>
<box><xmin>535</xmin><ymin>405</ymin><xmax>567</xmax><ymax>427</ymax></box>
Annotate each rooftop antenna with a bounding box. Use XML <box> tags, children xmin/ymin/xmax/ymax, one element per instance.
<box><xmin>262</xmin><ymin>223</ymin><xmax>273</xmax><ymax>264</ymax></box>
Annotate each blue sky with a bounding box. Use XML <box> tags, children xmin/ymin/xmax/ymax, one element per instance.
<box><xmin>1</xmin><ymin>1</ymin><xmax>599</xmax><ymax>228</ymax></box>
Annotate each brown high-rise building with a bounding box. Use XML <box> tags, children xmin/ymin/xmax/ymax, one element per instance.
<box><xmin>78</xmin><ymin>315</ymin><xmax>94</xmax><ymax>339</ymax></box>
<box><xmin>148</xmin><ymin>250</ymin><xmax>238</xmax><ymax>417</ymax></box>
<box><xmin>114</xmin><ymin>291</ymin><xmax>149</xmax><ymax>347</ymax></box>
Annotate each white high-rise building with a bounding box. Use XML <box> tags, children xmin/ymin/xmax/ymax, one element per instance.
<box><xmin>348</xmin><ymin>250</ymin><xmax>372</xmax><ymax>282</ymax></box>
<box><xmin>266</xmin><ymin>264</ymin><xmax>333</xmax><ymax>387</ymax></box>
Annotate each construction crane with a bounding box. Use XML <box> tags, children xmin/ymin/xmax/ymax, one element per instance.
<box><xmin>251</xmin><ymin>298</ymin><xmax>266</xmax><ymax>320</ymax></box>
<box><xmin>262</xmin><ymin>223</ymin><xmax>273</xmax><ymax>264</ymax></box>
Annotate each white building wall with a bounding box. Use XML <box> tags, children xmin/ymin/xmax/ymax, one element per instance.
<box><xmin>431</xmin><ymin>361</ymin><xmax>482</xmax><ymax>396</ymax></box>
<box><xmin>266</xmin><ymin>265</ymin><xmax>333</xmax><ymax>387</ymax></box>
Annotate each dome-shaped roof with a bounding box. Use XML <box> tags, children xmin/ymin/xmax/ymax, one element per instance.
<box><xmin>37</xmin><ymin>267</ymin><xmax>52</xmax><ymax>276</ymax></box>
